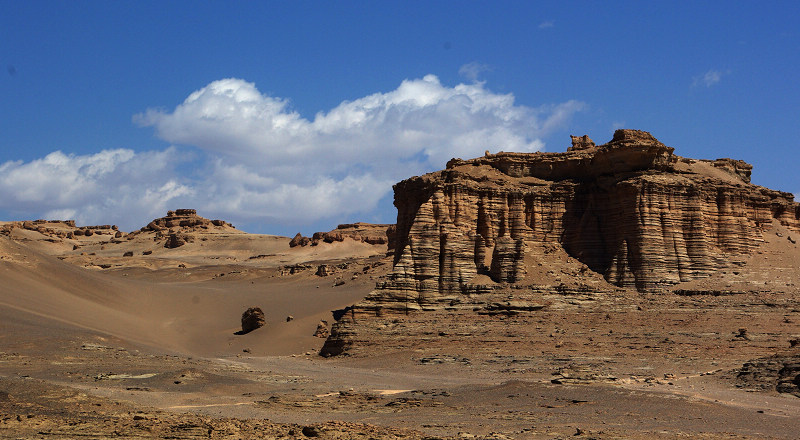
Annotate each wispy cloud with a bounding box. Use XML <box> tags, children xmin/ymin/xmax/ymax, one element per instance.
<box><xmin>0</xmin><ymin>76</ymin><xmax>586</xmax><ymax>230</ymax></box>
<box><xmin>693</xmin><ymin>69</ymin><xmax>728</xmax><ymax>88</ymax></box>
<box><xmin>458</xmin><ymin>62</ymin><xmax>492</xmax><ymax>82</ymax></box>
<box><xmin>538</xmin><ymin>20</ymin><xmax>554</xmax><ymax>29</ymax></box>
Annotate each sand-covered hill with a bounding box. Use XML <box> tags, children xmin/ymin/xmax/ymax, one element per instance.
<box><xmin>0</xmin><ymin>210</ymin><xmax>393</xmax><ymax>357</ymax></box>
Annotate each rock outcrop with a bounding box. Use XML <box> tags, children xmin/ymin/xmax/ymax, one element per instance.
<box><xmin>125</xmin><ymin>209</ymin><xmax>236</xmax><ymax>248</ymax></box>
<box><xmin>389</xmin><ymin>129</ymin><xmax>799</xmax><ymax>295</ymax></box>
<box><xmin>142</xmin><ymin>209</ymin><xmax>234</xmax><ymax>232</ymax></box>
<box><xmin>164</xmin><ymin>232</ymin><xmax>191</xmax><ymax>249</ymax></box>
<box><xmin>736</xmin><ymin>346</ymin><xmax>800</xmax><ymax>396</ymax></box>
<box><xmin>290</xmin><ymin>223</ymin><xmax>396</xmax><ymax>250</ymax></box>
<box><xmin>313</xmin><ymin>320</ymin><xmax>330</xmax><ymax>338</ymax></box>
<box><xmin>321</xmin><ymin>129</ymin><xmax>800</xmax><ymax>356</ymax></box>
<box><xmin>0</xmin><ymin>220</ymin><xmax>120</xmax><ymax>240</ymax></box>
<box><xmin>289</xmin><ymin>233</ymin><xmax>311</xmax><ymax>248</ymax></box>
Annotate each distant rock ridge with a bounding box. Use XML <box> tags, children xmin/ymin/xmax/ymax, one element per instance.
<box><xmin>321</xmin><ymin>129</ymin><xmax>800</xmax><ymax>356</ymax></box>
<box><xmin>290</xmin><ymin>223</ymin><xmax>396</xmax><ymax>250</ymax></box>
<box><xmin>0</xmin><ymin>220</ymin><xmax>122</xmax><ymax>240</ymax></box>
<box><xmin>141</xmin><ymin>209</ymin><xmax>233</xmax><ymax>232</ymax></box>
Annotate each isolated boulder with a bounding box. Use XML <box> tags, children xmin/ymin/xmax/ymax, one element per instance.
<box><xmin>240</xmin><ymin>307</ymin><xmax>266</xmax><ymax>334</ymax></box>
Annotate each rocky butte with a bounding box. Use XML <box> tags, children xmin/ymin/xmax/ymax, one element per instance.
<box><xmin>321</xmin><ymin>129</ymin><xmax>800</xmax><ymax>356</ymax></box>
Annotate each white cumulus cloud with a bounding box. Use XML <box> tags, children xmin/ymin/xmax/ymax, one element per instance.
<box><xmin>1</xmin><ymin>75</ymin><xmax>585</xmax><ymax>231</ymax></box>
<box><xmin>0</xmin><ymin>148</ymin><xmax>192</xmax><ymax>227</ymax></box>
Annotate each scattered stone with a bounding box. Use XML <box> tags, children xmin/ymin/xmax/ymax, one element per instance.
<box><xmin>123</xmin><ymin>251</ymin><xmax>133</xmax><ymax>257</ymax></box>
<box><xmin>286</xmin><ymin>316</ymin><xmax>294</xmax><ymax>322</ymax></box>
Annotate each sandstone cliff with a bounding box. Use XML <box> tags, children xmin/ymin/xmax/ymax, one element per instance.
<box><xmin>321</xmin><ymin>129</ymin><xmax>800</xmax><ymax>356</ymax></box>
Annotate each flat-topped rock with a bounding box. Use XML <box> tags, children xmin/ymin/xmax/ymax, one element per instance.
<box><xmin>321</xmin><ymin>129</ymin><xmax>800</xmax><ymax>356</ymax></box>
<box><xmin>141</xmin><ymin>209</ymin><xmax>234</xmax><ymax>232</ymax></box>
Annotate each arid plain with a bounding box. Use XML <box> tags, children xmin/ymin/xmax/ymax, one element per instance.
<box><xmin>2</xmin><ymin>131</ymin><xmax>800</xmax><ymax>439</ymax></box>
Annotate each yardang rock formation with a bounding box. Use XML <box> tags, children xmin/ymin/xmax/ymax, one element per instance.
<box><xmin>321</xmin><ymin>129</ymin><xmax>800</xmax><ymax>356</ymax></box>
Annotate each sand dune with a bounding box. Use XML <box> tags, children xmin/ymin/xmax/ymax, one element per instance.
<box><xmin>0</xmin><ymin>232</ymin><xmax>386</xmax><ymax>357</ymax></box>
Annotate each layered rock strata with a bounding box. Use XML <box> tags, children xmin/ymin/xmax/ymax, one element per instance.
<box><xmin>388</xmin><ymin>129</ymin><xmax>799</xmax><ymax>295</ymax></box>
<box><xmin>321</xmin><ymin>129</ymin><xmax>800</xmax><ymax>356</ymax></box>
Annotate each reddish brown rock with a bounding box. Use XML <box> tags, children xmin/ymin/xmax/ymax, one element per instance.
<box><xmin>304</xmin><ymin>223</ymin><xmax>395</xmax><ymax>249</ymax></box>
<box><xmin>143</xmin><ymin>209</ymin><xmax>234</xmax><ymax>232</ymax></box>
<box><xmin>289</xmin><ymin>233</ymin><xmax>311</xmax><ymax>247</ymax></box>
<box><xmin>568</xmin><ymin>134</ymin><xmax>595</xmax><ymax>151</ymax></box>
<box><xmin>240</xmin><ymin>307</ymin><xmax>265</xmax><ymax>334</ymax></box>
<box><xmin>321</xmin><ymin>129</ymin><xmax>800</xmax><ymax>356</ymax></box>
<box><xmin>737</xmin><ymin>346</ymin><xmax>800</xmax><ymax>397</ymax></box>
<box><xmin>313</xmin><ymin>320</ymin><xmax>330</xmax><ymax>338</ymax></box>
<box><xmin>164</xmin><ymin>233</ymin><xmax>191</xmax><ymax>249</ymax></box>
<box><xmin>316</xmin><ymin>265</ymin><xmax>332</xmax><ymax>277</ymax></box>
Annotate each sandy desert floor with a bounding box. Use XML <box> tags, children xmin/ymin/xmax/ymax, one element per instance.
<box><xmin>1</xmin><ymin>222</ymin><xmax>799</xmax><ymax>439</ymax></box>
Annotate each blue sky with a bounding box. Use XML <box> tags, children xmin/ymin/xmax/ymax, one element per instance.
<box><xmin>1</xmin><ymin>2</ymin><xmax>798</xmax><ymax>236</ymax></box>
